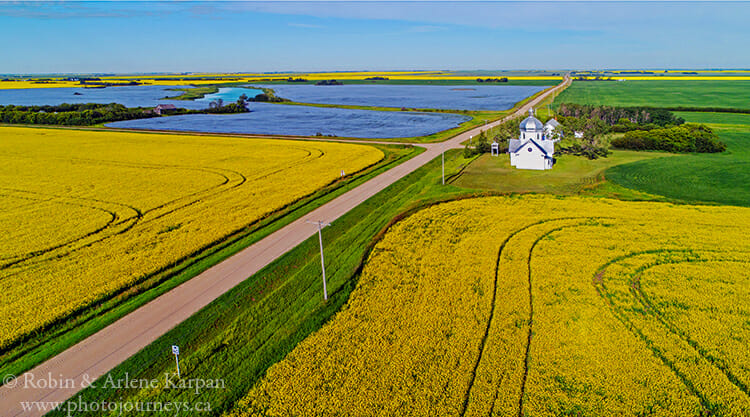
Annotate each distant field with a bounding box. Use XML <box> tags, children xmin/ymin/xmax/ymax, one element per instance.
<box><xmin>607</xmin><ymin>112</ymin><xmax>750</xmax><ymax>206</ymax></box>
<box><xmin>234</xmin><ymin>196</ymin><xmax>750</xmax><ymax>416</ymax></box>
<box><xmin>0</xmin><ymin>127</ymin><xmax>383</xmax><ymax>349</ymax></box>
<box><xmin>0</xmin><ymin>71</ymin><xmax>562</xmax><ymax>90</ymax></box>
<box><xmin>555</xmin><ymin>80</ymin><xmax>750</xmax><ymax>109</ymax></box>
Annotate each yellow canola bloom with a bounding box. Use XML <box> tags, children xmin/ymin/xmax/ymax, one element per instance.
<box><xmin>0</xmin><ymin>127</ymin><xmax>383</xmax><ymax>348</ymax></box>
<box><xmin>8</xmin><ymin>71</ymin><xmax>750</xmax><ymax>90</ymax></box>
<box><xmin>0</xmin><ymin>72</ymin><xmax>563</xmax><ymax>89</ymax></box>
<box><xmin>0</xmin><ymin>80</ymin><xmax>82</xmax><ymax>89</ymax></box>
<box><xmin>231</xmin><ymin>196</ymin><xmax>750</xmax><ymax>417</ymax></box>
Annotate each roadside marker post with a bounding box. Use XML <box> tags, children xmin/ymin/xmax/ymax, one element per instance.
<box><xmin>171</xmin><ymin>345</ymin><xmax>180</xmax><ymax>378</ymax></box>
<box><xmin>306</xmin><ymin>220</ymin><xmax>332</xmax><ymax>300</ymax></box>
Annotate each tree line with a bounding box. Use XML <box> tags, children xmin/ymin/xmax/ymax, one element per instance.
<box><xmin>0</xmin><ymin>100</ymin><xmax>249</xmax><ymax>126</ymax></box>
<box><xmin>556</xmin><ymin>103</ymin><xmax>685</xmax><ymax>127</ymax></box>
<box><xmin>557</xmin><ymin>104</ymin><xmax>725</xmax><ymax>153</ymax></box>
<box><xmin>611</xmin><ymin>124</ymin><xmax>726</xmax><ymax>153</ymax></box>
<box><xmin>476</xmin><ymin>78</ymin><xmax>509</xmax><ymax>83</ymax></box>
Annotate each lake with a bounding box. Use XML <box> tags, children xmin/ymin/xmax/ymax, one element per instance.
<box><xmin>0</xmin><ymin>85</ymin><xmax>263</xmax><ymax>109</ymax></box>
<box><xmin>1</xmin><ymin>84</ymin><xmax>481</xmax><ymax>138</ymax></box>
<box><xmin>251</xmin><ymin>84</ymin><xmax>548</xmax><ymax>111</ymax></box>
<box><xmin>106</xmin><ymin>103</ymin><xmax>470</xmax><ymax>139</ymax></box>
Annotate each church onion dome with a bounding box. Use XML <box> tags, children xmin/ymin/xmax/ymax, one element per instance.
<box><xmin>520</xmin><ymin>115</ymin><xmax>544</xmax><ymax>131</ymax></box>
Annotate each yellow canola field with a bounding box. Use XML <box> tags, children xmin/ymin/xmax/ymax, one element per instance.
<box><xmin>0</xmin><ymin>80</ymin><xmax>83</xmax><ymax>89</ymax></box>
<box><xmin>0</xmin><ymin>72</ymin><xmax>563</xmax><ymax>89</ymax></box>
<box><xmin>7</xmin><ymin>71</ymin><xmax>750</xmax><ymax>90</ymax></box>
<box><xmin>0</xmin><ymin>127</ymin><xmax>383</xmax><ymax>348</ymax></box>
<box><xmin>232</xmin><ymin>196</ymin><xmax>750</xmax><ymax>417</ymax></box>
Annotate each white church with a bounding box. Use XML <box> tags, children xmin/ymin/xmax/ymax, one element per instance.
<box><xmin>507</xmin><ymin>109</ymin><xmax>560</xmax><ymax>170</ymax></box>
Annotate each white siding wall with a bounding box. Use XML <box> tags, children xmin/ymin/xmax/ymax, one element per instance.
<box><xmin>513</xmin><ymin>147</ymin><xmax>547</xmax><ymax>170</ymax></box>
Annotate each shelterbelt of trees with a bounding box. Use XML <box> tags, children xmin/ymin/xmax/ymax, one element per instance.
<box><xmin>612</xmin><ymin>124</ymin><xmax>726</xmax><ymax>153</ymax></box>
<box><xmin>0</xmin><ymin>100</ymin><xmax>249</xmax><ymax>126</ymax></box>
<box><xmin>556</xmin><ymin>103</ymin><xmax>725</xmax><ymax>153</ymax></box>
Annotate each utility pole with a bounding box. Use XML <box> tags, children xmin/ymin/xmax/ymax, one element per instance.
<box><xmin>441</xmin><ymin>145</ymin><xmax>445</xmax><ymax>185</ymax></box>
<box><xmin>306</xmin><ymin>219</ymin><xmax>331</xmax><ymax>300</ymax></box>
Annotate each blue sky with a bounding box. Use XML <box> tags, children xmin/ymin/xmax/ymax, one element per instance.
<box><xmin>1</xmin><ymin>1</ymin><xmax>748</xmax><ymax>74</ymax></box>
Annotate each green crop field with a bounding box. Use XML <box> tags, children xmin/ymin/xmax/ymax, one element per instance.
<box><xmin>606</xmin><ymin>112</ymin><xmax>750</xmax><ymax>207</ymax></box>
<box><xmin>555</xmin><ymin>80</ymin><xmax>750</xmax><ymax>109</ymax></box>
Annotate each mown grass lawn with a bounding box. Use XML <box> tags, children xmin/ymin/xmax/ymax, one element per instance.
<box><xmin>451</xmin><ymin>150</ymin><xmax>668</xmax><ymax>196</ymax></box>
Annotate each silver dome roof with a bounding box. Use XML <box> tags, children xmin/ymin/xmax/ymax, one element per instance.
<box><xmin>520</xmin><ymin>110</ymin><xmax>544</xmax><ymax>131</ymax></box>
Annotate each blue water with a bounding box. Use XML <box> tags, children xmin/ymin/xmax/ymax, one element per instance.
<box><xmin>251</xmin><ymin>84</ymin><xmax>548</xmax><ymax>111</ymax></box>
<box><xmin>0</xmin><ymin>84</ymin><xmax>488</xmax><ymax>138</ymax></box>
<box><xmin>106</xmin><ymin>102</ymin><xmax>470</xmax><ymax>139</ymax></box>
<box><xmin>0</xmin><ymin>85</ymin><xmax>261</xmax><ymax>109</ymax></box>
<box><xmin>196</xmin><ymin>87</ymin><xmax>263</xmax><ymax>104</ymax></box>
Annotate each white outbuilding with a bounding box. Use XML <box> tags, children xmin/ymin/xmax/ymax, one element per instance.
<box><xmin>544</xmin><ymin>118</ymin><xmax>562</xmax><ymax>141</ymax></box>
<box><xmin>508</xmin><ymin>109</ymin><xmax>555</xmax><ymax>170</ymax></box>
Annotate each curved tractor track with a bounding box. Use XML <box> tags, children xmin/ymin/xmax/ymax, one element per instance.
<box><xmin>593</xmin><ymin>251</ymin><xmax>750</xmax><ymax>413</ymax></box>
<box><xmin>462</xmin><ymin>217</ymin><xmax>613</xmax><ymax>417</ymax></box>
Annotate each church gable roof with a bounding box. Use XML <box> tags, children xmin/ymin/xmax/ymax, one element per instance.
<box><xmin>508</xmin><ymin>139</ymin><xmax>523</xmax><ymax>153</ymax></box>
<box><xmin>509</xmin><ymin>138</ymin><xmax>553</xmax><ymax>158</ymax></box>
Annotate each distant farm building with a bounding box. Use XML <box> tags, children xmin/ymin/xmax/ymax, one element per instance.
<box><xmin>508</xmin><ymin>109</ymin><xmax>555</xmax><ymax>170</ymax></box>
<box><xmin>153</xmin><ymin>104</ymin><xmax>177</xmax><ymax>115</ymax></box>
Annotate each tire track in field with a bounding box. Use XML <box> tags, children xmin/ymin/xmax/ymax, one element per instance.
<box><xmin>0</xmin><ymin>146</ymin><xmax>373</xmax><ymax>350</ymax></box>
<box><xmin>592</xmin><ymin>250</ymin><xmax>750</xmax><ymax>412</ymax></box>
<box><xmin>628</xmin><ymin>256</ymin><xmax>750</xmax><ymax>398</ymax></box>
<box><xmin>131</xmin><ymin>147</ymin><xmax>332</xmax><ymax>224</ymax></box>
<box><xmin>65</xmin><ymin>158</ymin><xmax>247</xmax><ymax>222</ymax></box>
<box><xmin>70</xmin><ymin>147</ymin><xmax>326</xmax><ymax>225</ymax></box>
<box><xmin>4</xmin><ymin>145</ymin><xmax>330</xmax><ymax>269</ymax></box>
<box><xmin>0</xmin><ymin>188</ymin><xmax>141</xmax><ymax>269</ymax></box>
<box><xmin>0</xmin><ymin>193</ymin><xmax>117</xmax><ymax>266</ymax></box>
<box><xmin>516</xmin><ymin>220</ymin><xmax>607</xmax><ymax>417</ymax></box>
<box><xmin>460</xmin><ymin>217</ymin><xmax>610</xmax><ymax>417</ymax></box>
<box><xmin>0</xmin><ymin>159</ymin><xmax>244</xmax><ymax>269</ymax></box>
